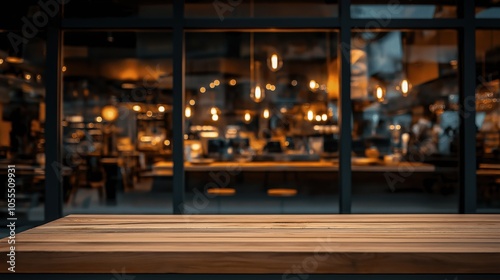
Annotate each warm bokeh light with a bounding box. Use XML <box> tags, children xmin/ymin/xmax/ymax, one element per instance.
<box><xmin>400</xmin><ymin>79</ymin><xmax>411</xmax><ymax>96</ymax></box>
<box><xmin>375</xmin><ymin>86</ymin><xmax>385</xmax><ymax>102</ymax></box>
<box><xmin>229</xmin><ymin>79</ymin><xmax>237</xmax><ymax>86</ymax></box>
<box><xmin>200</xmin><ymin>87</ymin><xmax>206</xmax><ymax>93</ymax></box>
<box><xmin>251</xmin><ymin>85</ymin><xmax>265</xmax><ymax>103</ymax></box>
<box><xmin>185</xmin><ymin>106</ymin><xmax>192</xmax><ymax>118</ymax></box>
<box><xmin>244</xmin><ymin>112</ymin><xmax>251</xmax><ymax>123</ymax></box>
<box><xmin>214</xmin><ymin>80</ymin><xmax>220</xmax><ymax>86</ymax></box>
<box><xmin>101</xmin><ymin>105</ymin><xmax>119</xmax><ymax>122</ymax></box>
<box><xmin>133</xmin><ymin>105</ymin><xmax>141</xmax><ymax>112</ymax></box>
<box><xmin>158</xmin><ymin>105</ymin><xmax>165</xmax><ymax>112</ymax></box>
<box><xmin>263</xmin><ymin>109</ymin><xmax>270</xmax><ymax>119</ymax></box>
<box><xmin>212</xmin><ymin>114</ymin><xmax>219</xmax><ymax>121</ymax></box>
<box><xmin>309</xmin><ymin>80</ymin><xmax>317</xmax><ymax>90</ymax></box>
<box><xmin>307</xmin><ymin>110</ymin><xmax>314</xmax><ymax>121</ymax></box>
<box><xmin>189</xmin><ymin>99</ymin><xmax>196</xmax><ymax>106</ymax></box>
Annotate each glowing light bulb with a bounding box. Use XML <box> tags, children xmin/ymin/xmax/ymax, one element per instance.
<box><xmin>321</xmin><ymin>114</ymin><xmax>327</xmax><ymax>121</ymax></box>
<box><xmin>309</xmin><ymin>80</ymin><xmax>317</xmax><ymax>90</ymax></box>
<box><xmin>133</xmin><ymin>105</ymin><xmax>141</xmax><ymax>112</ymax></box>
<box><xmin>158</xmin><ymin>105</ymin><xmax>165</xmax><ymax>112</ymax></box>
<box><xmin>263</xmin><ymin>109</ymin><xmax>270</xmax><ymax>119</ymax></box>
<box><xmin>185</xmin><ymin>106</ymin><xmax>192</xmax><ymax>118</ymax></box>
<box><xmin>267</xmin><ymin>52</ymin><xmax>283</xmax><ymax>72</ymax></box>
<box><xmin>212</xmin><ymin>114</ymin><xmax>219</xmax><ymax>121</ymax></box>
<box><xmin>307</xmin><ymin>110</ymin><xmax>314</xmax><ymax>121</ymax></box>
<box><xmin>229</xmin><ymin>79</ymin><xmax>237</xmax><ymax>86</ymax></box>
<box><xmin>209</xmin><ymin>82</ymin><xmax>215</xmax><ymax>88</ymax></box>
<box><xmin>244</xmin><ymin>112</ymin><xmax>251</xmax><ymax>123</ymax></box>
<box><xmin>375</xmin><ymin>86</ymin><xmax>385</xmax><ymax>102</ymax></box>
<box><xmin>210</xmin><ymin>107</ymin><xmax>218</xmax><ymax>115</ymax></box>
<box><xmin>214</xmin><ymin>79</ymin><xmax>220</xmax><ymax>86</ymax></box>
<box><xmin>96</xmin><ymin>116</ymin><xmax>103</xmax><ymax>123</ymax></box>
<box><xmin>315</xmin><ymin>115</ymin><xmax>321</xmax><ymax>122</ymax></box>
<box><xmin>200</xmin><ymin>87</ymin><xmax>206</xmax><ymax>93</ymax></box>
<box><xmin>250</xmin><ymin>85</ymin><xmax>265</xmax><ymax>103</ymax></box>
<box><xmin>189</xmin><ymin>99</ymin><xmax>195</xmax><ymax>106</ymax></box>
<box><xmin>400</xmin><ymin>79</ymin><xmax>411</xmax><ymax>96</ymax></box>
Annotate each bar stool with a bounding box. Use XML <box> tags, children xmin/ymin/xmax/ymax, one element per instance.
<box><xmin>206</xmin><ymin>187</ymin><xmax>236</xmax><ymax>213</ymax></box>
<box><xmin>267</xmin><ymin>188</ymin><xmax>297</xmax><ymax>213</ymax></box>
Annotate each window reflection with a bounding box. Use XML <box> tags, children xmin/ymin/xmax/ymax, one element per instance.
<box><xmin>183</xmin><ymin>31</ymin><xmax>340</xmax><ymax>213</ymax></box>
<box><xmin>62</xmin><ymin>31</ymin><xmax>173</xmax><ymax>213</ymax></box>
<box><xmin>0</xmin><ymin>31</ymin><xmax>46</xmax><ymax>223</ymax></box>
<box><xmin>351</xmin><ymin>30</ymin><xmax>459</xmax><ymax>213</ymax></box>
<box><xmin>476</xmin><ymin>30</ymin><xmax>500</xmax><ymax>212</ymax></box>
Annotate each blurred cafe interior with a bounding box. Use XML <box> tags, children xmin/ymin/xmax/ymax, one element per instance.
<box><xmin>0</xmin><ymin>0</ymin><xmax>500</xmax><ymax>228</ymax></box>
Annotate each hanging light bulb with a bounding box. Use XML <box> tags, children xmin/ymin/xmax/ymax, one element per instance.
<box><xmin>267</xmin><ymin>51</ymin><xmax>283</xmax><ymax>72</ymax></box>
<box><xmin>375</xmin><ymin>85</ymin><xmax>386</xmax><ymax>102</ymax></box>
<box><xmin>185</xmin><ymin>106</ymin><xmax>192</xmax><ymax>118</ymax></box>
<box><xmin>244</xmin><ymin>112</ymin><xmax>251</xmax><ymax>123</ymax></box>
<box><xmin>263</xmin><ymin>109</ymin><xmax>270</xmax><ymax>119</ymax></box>
<box><xmin>212</xmin><ymin>114</ymin><xmax>219</xmax><ymax>121</ymax></box>
<box><xmin>307</xmin><ymin>110</ymin><xmax>314</xmax><ymax>121</ymax></box>
<box><xmin>399</xmin><ymin>79</ymin><xmax>412</xmax><ymax>97</ymax></box>
<box><xmin>321</xmin><ymin>114</ymin><xmax>328</xmax><ymax>121</ymax></box>
<box><xmin>309</xmin><ymin>80</ymin><xmax>317</xmax><ymax>91</ymax></box>
<box><xmin>210</xmin><ymin>107</ymin><xmax>219</xmax><ymax>115</ymax></box>
<box><xmin>250</xmin><ymin>85</ymin><xmax>265</xmax><ymax>103</ymax></box>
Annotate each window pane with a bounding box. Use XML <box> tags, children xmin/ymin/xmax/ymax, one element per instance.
<box><xmin>184</xmin><ymin>31</ymin><xmax>339</xmax><ymax>213</ymax></box>
<box><xmin>62</xmin><ymin>31</ymin><xmax>173</xmax><ymax>214</ymax></box>
<box><xmin>351</xmin><ymin>1</ymin><xmax>457</xmax><ymax>19</ymax></box>
<box><xmin>476</xmin><ymin>1</ymin><xmax>500</xmax><ymax>18</ymax></box>
<box><xmin>0</xmin><ymin>31</ymin><xmax>46</xmax><ymax>227</ymax></box>
<box><xmin>476</xmin><ymin>30</ymin><xmax>500</xmax><ymax>212</ymax></box>
<box><xmin>63</xmin><ymin>0</ymin><xmax>172</xmax><ymax>18</ymax></box>
<box><xmin>185</xmin><ymin>0</ymin><xmax>338</xmax><ymax>19</ymax></box>
<box><xmin>350</xmin><ymin>30</ymin><xmax>459</xmax><ymax>213</ymax></box>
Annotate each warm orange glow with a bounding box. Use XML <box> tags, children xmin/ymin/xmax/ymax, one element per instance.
<box><xmin>263</xmin><ymin>109</ymin><xmax>270</xmax><ymax>119</ymax></box>
<box><xmin>101</xmin><ymin>106</ymin><xmax>119</xmax><ymax>122</ymax></box>
<box><xmin>244</xmin><ymin>112</ymin><xmax>251</xmax><ymax>123</ymax></box>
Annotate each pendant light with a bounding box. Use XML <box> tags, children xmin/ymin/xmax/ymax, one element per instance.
<box><xmin>374</xmin><ymin>85</ymin><xmax>386</xmax><ymax>102</ymax></box>
<box><xmin>250</xmin><ymin>32</ymin><xmax>265</xmax><ymax>103</ymax></box>
<box><xmin>398</xmin><ymin>33</ymin><xmax>412</xmax><ymax>97</ymax></box>
<box><xmin>267</xmin><ymin>48</ymin><xmax>283</xmax><ymax>72</ymax></box>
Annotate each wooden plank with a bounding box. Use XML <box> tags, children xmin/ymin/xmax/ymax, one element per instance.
<box><xmin>1</xmin><ymin>214</ymin><xmax>500</xmax><ymax>274</ymax></box>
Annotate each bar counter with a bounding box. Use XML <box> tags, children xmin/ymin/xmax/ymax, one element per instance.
<box><xmin>1</xmin><ymin>214</ymin><xmax>500</xmax><ymax>275</ymax></box>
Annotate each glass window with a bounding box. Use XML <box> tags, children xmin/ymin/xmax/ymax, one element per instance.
<box><xmin>183</xmin><ymin>31</ymin><xmax>339</xmax><ymax>213</ymax></box>
<box><xmin>476</xmin><ymin>30</ymin><xmax>500</xmax><ymax>213</ymax></box>
<box><xmin>351</xmin><ymin>1</ymin><xmax>457</xmax><ymax>19</ymax></box>
<box><xmin>62</xmin><ymin>31</ymin><xmax>173</xmax><ymax>214</ymax></box>
<box><xmin>185</xmin><ymin>0</ymin><xmax>338</xmax><ymax>19</ymax></box>
<box><xmin>476</xmin><ymin>1</ymin><xmax>500</xmax><ymax>18</ymax></box>
<box><xmin>350</xmin><ymin>30</ymin><xmax>459</xmax><ymax>213</ymax></box>
<box><xmin>63</xmin><ymin>0</ymin><xmax>173</xmax><ymax>18</ymax></box>
<box><xmin>0</xmin><ymin>31</ymin><xmax>46</xmax><ymax>225</ymax></box>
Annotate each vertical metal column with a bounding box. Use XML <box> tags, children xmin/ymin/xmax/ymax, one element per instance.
<box><xmin>172</xmin><ymin>1</ymin><xmax>185</xmax><ymax>214</ymax></box>
<box><xmin>45</xmin><ymin>22</ymin><xmax>63</xmax><ymax>221</ymax></box>
<box><xmin>458</xmin><ymin>0</ymin><xmax>477</xmax><ymax>213</ymax></box>
<box><xmin>339</xmin><ymin>0</ymin><xmax>352</xmax><ymax>214</ymax></box>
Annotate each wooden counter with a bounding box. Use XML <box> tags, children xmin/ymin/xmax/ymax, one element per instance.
<box><xmin>1</xmin><ymin>214</ymin><xmax>500</xmax><ymax>274</ymax></box>
<box><xmin>152</xmin><ymin>160</ymin><xmax>437</xmax><ymax>173</ymax></box>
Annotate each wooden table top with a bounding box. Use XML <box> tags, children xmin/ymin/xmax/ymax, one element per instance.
<box><xmin>2</xmin><ymin>214</ymin><xmax>500</xmax><ymax>274</ymax></box>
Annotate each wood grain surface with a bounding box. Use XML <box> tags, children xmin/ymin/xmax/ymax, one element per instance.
<box><xmin>1</xmin><ymin>214</ymin><xmax>500</xmax><ymax>274</ymax></box>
